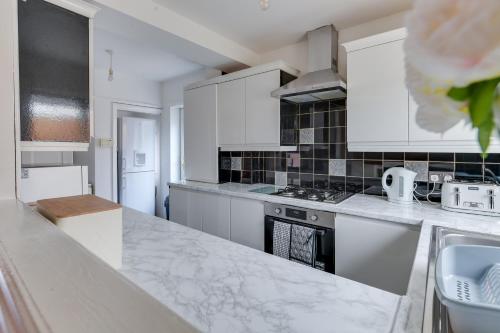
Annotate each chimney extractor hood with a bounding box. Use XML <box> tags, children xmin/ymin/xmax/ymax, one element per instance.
<box><xmin>271</xmin><ymin>25</ymin><xmax>346</xmax><ymax>103</ymax></box>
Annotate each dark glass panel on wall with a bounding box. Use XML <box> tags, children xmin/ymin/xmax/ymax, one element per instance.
<box><xmin>18</xmin><ymin>0</ymin><xmax>89</xmax><ymax>142</ymax></box>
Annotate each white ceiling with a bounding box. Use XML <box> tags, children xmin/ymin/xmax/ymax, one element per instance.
<box><xmin>93</xmin><ymin>7</ymin><xmax>206</xmax><ymax>82</ymax></box>
<box><xmin>153</xmin><ymin>0</ymin><xmax>412</xmax><ymax>53</ymax></box>
<box><xmin>94</xmin><ymin>28</ymin><xmax>202</xmax><ymax>82</ymax></box>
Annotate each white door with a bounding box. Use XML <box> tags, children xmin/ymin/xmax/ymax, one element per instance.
<box><xmin>120</xmin><ymin>171</ymin><xmax>156</xmax><ymax>215</ymax></box>
<box><xmin>120</xmin><ymin>117</ymin><xmax>156</xmax><ymax>173</ymax></box>
<box><xmin>230</xmin><ymin>198</ymin><xmax>265</xmax><ymax>251</ymax></box>
<box><xmin>245</xmin><ymin>70</ymin><xmax>281</xmax><ymax>145</ymax></box>
<box><xmin>218</xmin><ymin>78</ymin><xmax>245</xmax><ymax>145</ymax></box>
<box><xmin>184</xmin><ymin>85</ymin><xmax>218</xmax><ymax>183</ymax></box>
<box><xmin>347</xmin><ymin>39</ymin><xmax>408</xmax><ymax>143</ymax></box>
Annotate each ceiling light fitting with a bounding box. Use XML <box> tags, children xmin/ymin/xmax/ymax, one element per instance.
<box><xmin>259</xmin><ymin>0</ymin><xmax>269</xmax><ymax>11</ymax></box>
<box><xmin>105</xmin><ymin>49</ymin><xmax>114</xmax><ymax>82</ymax></box>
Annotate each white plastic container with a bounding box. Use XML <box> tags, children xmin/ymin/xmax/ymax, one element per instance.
<box><xmin>435</xmin><ymin>245</ymin><xmax>500</xmax><ymax>333</ymax></box>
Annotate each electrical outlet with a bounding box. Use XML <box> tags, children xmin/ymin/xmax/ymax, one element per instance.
<box><xmin>428</xmin><ymin>171</ymin><xmax>454</xmax><ymax>184</ymax></box>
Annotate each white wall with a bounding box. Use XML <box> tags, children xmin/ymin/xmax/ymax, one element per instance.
<box><xmin>0</xmin><ymin>0</ymin><xmax>17</xmax><ymax>199</ymax></box>
<box><xmin>159</xmin><ymin>68</ymin><xmax>221</xmax><ymax>217</ymax></box>
<box><xmin>259</xmin><ymin>11</ymin><xmax>408</xmax><ymax>80</ymax></box>
<box><xmin>260</xmin><ymin>40</ymin><xmax>308</xmax><ymax>75</ymax></box>
<box><xmin>78</xmin><ymin>68</ymin><xmax>162</xmax><ymax>201</ymax></box>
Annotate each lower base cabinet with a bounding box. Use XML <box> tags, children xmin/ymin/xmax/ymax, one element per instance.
<box><xmin>230</xmin><ymin>197</ymin><xmax>264</xmax><ymax>251</ymax></box>
<box><xmin>169</xmin><ymin>188</ymin><xmax>230</xmax><ymax>239</ymax></box>
<box><xmin>335</xmin><ymin>213</ymin><xmax>420</xmax><ymax>295</ymax></box>
<box><xmin>169</xmin><ymin>188</ymin><xmax>264</xmax><ymax>249</ymax></box>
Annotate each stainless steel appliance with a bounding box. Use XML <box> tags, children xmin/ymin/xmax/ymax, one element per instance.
<box><xmin>270</xmin><ymin>185</ymin><xmax>354</xmax><ymax>204</ymax></box>
<box><xmin>264</xmin><ymin>203</ymin><xmax>335</xmax><ymax>273</ymax></box>
<box><xmin>271</xmin><ymin>25</ymin><xmax>346</xmax><ymax>103</ymax></box>
<box><xmin>424</xmin><ymin>227</ymin><xmax>500</xmax><ymax>332</ymax></box>
<box><xmin>441</xmin><ymin>180</ymin><xmax>500</xmax><ymax>216</ymax></box>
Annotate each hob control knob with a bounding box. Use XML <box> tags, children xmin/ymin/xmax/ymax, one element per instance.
<box><xmin>274</xmin><ymin>208</ymin><xmax>282</xmax><ymax>214</ymax></box>
<box><xmin>310</xmin><ymin>215</ymin><xmax>318</xmax><ymax>221</ymax></box>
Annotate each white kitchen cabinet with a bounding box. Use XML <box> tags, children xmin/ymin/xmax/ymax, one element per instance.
<box><xmin>169</xmin><ymin>187</ymin><xmax>201</xmax><ymax>230</ymax></box>
<box><xmin>344</xmin><ymin>28</ymin><xmax>500</xmax><ymax>153</ymax></box>
<box><xmin>184</xmin><ymin>84</ymin><xmax>219</xmax><ymax>183</ymax></box>
<box><xmin>169</xmin><ymin>187</ymin><xmax>190</xmax><ymax>226</ymax></box>
<box><xmin>245</xmin><ymin>70</ymin><xmax>281</xmax><ymax>146</ymax></box>
<box><xmin>346</xmin><ymin>39</ymin><xmax>408</xmax><ymax>144</ymax></box>
<box><xmin>218</xmin><ymin>78</ymin><xmax>246</xmax><ymax>146</ymax></box>
<box><xmin>335</xmin><ymin>213</ymin><xmax>419</xmax><ymax>295</ymax></box>
<box><xmin>230</xmin><ymin>197</ymin><xmax>265</xmax><ymax>251</ymax></box>
<box><xmin>199</xmin><ymin>192</ymin><xmax>231</xmax><ymax>239</ymax></box>
<box><xmin>169</xmin><ymin>187</ymin><xmax>230</xmax><ymax>239</ymax></box>
<box><xmin>218</xmin><ymin>69</ymin><xmax>284</xmax><ymax>150</ymax></box>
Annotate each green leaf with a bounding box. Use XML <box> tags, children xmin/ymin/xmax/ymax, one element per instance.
<box><xmin>479</xmin><ymin>121</ymin><xmax>494</xmax><ymax>157</ymax></box>
<box><xmin>447</xmin><ymin>85</ymin><xmax>471</xmax><ymax>101</ymax></box>
<box><xmin>468</xmin><ymin>78</ymin><xmax>500</xmax><ymax>127</ymax></box>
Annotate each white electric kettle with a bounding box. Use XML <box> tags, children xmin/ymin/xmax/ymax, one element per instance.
<box><xmin>382</xmin><ymin>167</ymin><xmax>417</xmax><ymax>205</ymax></box>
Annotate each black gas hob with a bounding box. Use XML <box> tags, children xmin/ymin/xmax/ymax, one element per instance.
<box><xmin>270</xmin><ymin>186</ymin><xmax>354</xmax><ymax>204</ymax></box>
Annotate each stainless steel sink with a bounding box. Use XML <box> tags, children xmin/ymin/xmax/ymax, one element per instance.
<box><xmin>423</xmin><ymin>227</ymin><xmax>500</xmax><ymax>332</ymax></box>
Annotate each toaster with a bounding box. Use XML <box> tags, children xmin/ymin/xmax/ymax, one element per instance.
<box><xmin>441</xmin><ymin>180</ymin><xmax>500</xmax><ymax>216</ymax></box>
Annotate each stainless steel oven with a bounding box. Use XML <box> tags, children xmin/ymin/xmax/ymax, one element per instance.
<box><xmin>264</xmin><ymin>203</ymin><xmax>335</xmax><ymax>273</ymax></box>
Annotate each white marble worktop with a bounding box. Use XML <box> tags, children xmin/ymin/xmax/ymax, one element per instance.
<box><xmin>168</xmin><ymin>180</ymin><xmax>498</xmax><ymax>226</ymax></box>
<box><xmin>168</xmin><ymin>181</ymin><xmax>500</xmax><ymax>332</ymax></box>
<box><xmin>120</xmin><ymin>208</ymin><xmax>401</xmax><ymax>333</ymax></box>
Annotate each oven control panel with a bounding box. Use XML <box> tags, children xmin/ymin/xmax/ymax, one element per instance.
<box><xmin>264</xmin><ymin>203</ymin><xmax>335</xmax><ymax>229</ymax></box>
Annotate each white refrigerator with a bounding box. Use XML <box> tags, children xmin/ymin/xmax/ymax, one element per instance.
<box><xmin>118</xmin><ymin>117</ymin><xmax>156</xmax><ymax>215</ymax></box>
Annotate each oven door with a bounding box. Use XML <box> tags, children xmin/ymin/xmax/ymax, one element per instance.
<box><xmin>264</xmin><ymin>215</ymin><xmax>335</xmax><ymax>273</ymax></box>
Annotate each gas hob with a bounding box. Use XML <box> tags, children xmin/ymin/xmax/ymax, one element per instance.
<box><xmin>271</xmin><ymin>186</ymin><xmax>354</xmax><ymax>204</ymax></box>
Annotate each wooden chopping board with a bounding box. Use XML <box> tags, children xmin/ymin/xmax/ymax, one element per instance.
<box><xmin>37</xmin><ymin>195</ymin><xmax>121</xmax><ymax>221</ymax></box>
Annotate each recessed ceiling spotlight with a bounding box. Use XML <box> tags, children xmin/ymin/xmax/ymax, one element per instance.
<box><xmin>259</xmin><ymin>0</ymin><xmax>269</xmax><ymax>11</ymax></box>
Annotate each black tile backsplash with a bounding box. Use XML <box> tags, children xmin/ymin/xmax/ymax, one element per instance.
<box><xmin>219</xmin><ymin>98</ymin><xmax>495</xmax><ymax>198</ymax></box>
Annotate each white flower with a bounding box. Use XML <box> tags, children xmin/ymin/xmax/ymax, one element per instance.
<box><xmin>406</xmin><ymin>0</ymin><xmax>500</xmax><ymax>86</ymax></box>
<box><xmin>405</xmin><ymin>0</ymin><xmax>500</xmax><ymax>134</ymax></box>
<box><xmin>407</xmin><ymin>64</ymin><xmax>468</xmax><ymax>133</ymax></box>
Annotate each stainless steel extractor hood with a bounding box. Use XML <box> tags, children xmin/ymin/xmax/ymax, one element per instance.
<box><xmin>271</xmin><ymin>25</ymin><xmax>346</xmax><ymax>103</ymax></box>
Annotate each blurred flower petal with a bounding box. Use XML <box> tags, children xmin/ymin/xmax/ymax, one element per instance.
<box><xmin>405</xmin><ymin>0</ymin><xmax>500</xmax><ymax>86</ymax></box>
<box><xmin>407</xmin><ymin>64</ymin><xmax>468</xmax><ymax>133</ymax></box>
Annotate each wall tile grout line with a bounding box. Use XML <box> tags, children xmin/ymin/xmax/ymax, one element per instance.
<box><xmin>218</xmin><ymin>98</ymin><xmax>497</xmax><ymax>200</ymax></box>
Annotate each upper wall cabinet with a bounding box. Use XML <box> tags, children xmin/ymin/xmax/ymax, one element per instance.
<box><xmin>218</xmin><ymin>78</ymin><xmax>246</xmax><ymax>146</ymax></box>
<box><xmin>186</xmin><ymin>61</ymin><xmax>299</xmax><ymax>154</ymax></box>
<box><xmin>344</xmin><ymin>28</ymin><xmax>500</xmax><ymax>153</ymax></box>
<box><xmin>184</xmin><ymin>84</ymin><xmax>219</xmax><ymax>183</ymax></box>
<box><xmin>17</xmin><ymin>0</ymin><xmax>98</xmax><ymax>151</ymax></box>
<box><xmin>218</xmin><ymin>70</ymin><xmax>284</xmax><ymax>150</ymax></box>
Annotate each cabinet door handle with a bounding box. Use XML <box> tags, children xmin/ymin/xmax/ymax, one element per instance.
<box><xmin>488</xmin><ymin>190</ymin><xmax>495</xmax><ymax>210</ymax></box>
<box><xmin>454</xmin><ymin>187</ymin><xmax>460</xmax><ymax>206</ymax></box>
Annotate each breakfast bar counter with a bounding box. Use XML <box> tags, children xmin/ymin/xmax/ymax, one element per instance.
<box><xmin>120</xmin><ymin>207</ymin><xmax>401</xmax><ymax>333</ymax></box>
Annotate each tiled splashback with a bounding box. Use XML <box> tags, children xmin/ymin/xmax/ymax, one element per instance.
<box><xmin>219</xmin><ymin>98</ymin><xmax>499</xmax><ymax>198</ymax></box>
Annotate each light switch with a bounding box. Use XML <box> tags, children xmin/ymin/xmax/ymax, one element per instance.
<box><xmin>98</xmin><ymin>138</ymin><xmax>114</xmax><ymax>148</ymax></box>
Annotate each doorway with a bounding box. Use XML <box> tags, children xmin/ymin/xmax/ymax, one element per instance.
<box><xmin>112</xmin><ymin>102</ymin><xmax>161</xmax><ymax>216</ymax></box>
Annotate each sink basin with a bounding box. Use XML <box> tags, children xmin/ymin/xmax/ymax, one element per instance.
<box><xmin>424</xmin><ymin>227</ymin><xmax>500</xmax><ymax>332</ymax></box>
<box><xmin>438</xmin><ymin>230</ymin><xmax>500</xmax><ymax>248</ymax></box>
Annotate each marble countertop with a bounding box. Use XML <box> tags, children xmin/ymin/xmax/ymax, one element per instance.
<box><xmin>120</xmin><ymin>208</ymin><xmax>401</xmax><ymax>333</ymax></box>
<box><xmin>0</xmin><ymin>200</ymin><xmax>196</xmax><ymax>333</ymax></box>
<box><xmin>167</xmin><ymin>181</ymin><xmax>500</xmax><ymax>332</ymax></box>
<box><xmin>394</xmin><ymin>214</ymin><xmax>500</xmax><ymax>333</ymax></box>
<box><xmin>168</xmin><ymin>181</ymin><xmax>498</xmax><ymax>226</ymax></box>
